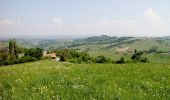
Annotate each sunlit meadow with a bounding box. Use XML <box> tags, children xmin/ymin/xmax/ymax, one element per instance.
<box><xmin>0</xmin><ymin>60</ymin><xmax>170</xmax><ymax>100</ymax></box>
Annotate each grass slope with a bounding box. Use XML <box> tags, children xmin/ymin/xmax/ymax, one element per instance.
<box><xmin>144</xmin><ymin>54</ymin><xmax>170</xmax><ymax>64</ymax></box>
<box><xmin>0</xmin><ymin>60</ymin><xmax>170</xmax><ymax>100</ymax></box>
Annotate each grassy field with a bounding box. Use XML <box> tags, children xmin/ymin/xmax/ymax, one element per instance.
<box><xmin>88</xmin><ymin>50</ymin><xmax>170</xmax><ymax>64</ymax></box>
<box><xmin>88</xmin><ymin>50</ymin><xmax>131</xmax><ymax>60</ymax></box>
<box><xmin>144</xmin><ymin>54</ymin><xmax>170</xmax><ymax>64</ymax></box>
<box><xmin>0</xmin><ymin>60</ymin><xmax>170</xmax><ymax>100</ymax></box>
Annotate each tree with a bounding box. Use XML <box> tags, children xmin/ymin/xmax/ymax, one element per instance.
<box><xmin>0</xmin><ymin>48</ymin><xmax>8</xmax><ymax>65</ymax></box>
<box><xmin>56</xmin><ymin>49</ymin><xmax>92</xmax><ymax>63</ymax></box>
<box><xmin>95</xmin><ymin>55</ymin><xmax>111</xmax><ymax>63</ymax></box>
<box><xmin>8</xmin><ymin>39</ymin><xmax>19</xmax><ymax>59</ymax></box>
<box><xmin>25</xmin><ymin>48</ymin><xmax>43</xmax><ymax>59</ymax></box>
<box><xmin>131</xmin><ymin>50</ymin><xmax>149</xmax><ymax>63</ymax></box>
<box><xmin>148</xmin><ymin>46</ymin><xmax>158</xmax><ymax>53</ymax></box>
<box><xmin>19</xmin><ymin>56</ymin><xmax>37</xmax><ymax>63</ymax></box>
<box><xmin>7</xmin><ymin>39</ymin><xmax>19</xmax><ymax>64</ymax></box>
<box><xmin>56</xmin><ymin>49</ymin><xmax>70</xmax><ymax>61</ymax></box>
<box><xmin>131</xmin><ymin>50</ymin><xmax>143</xmax><ymax>62</ymax></box>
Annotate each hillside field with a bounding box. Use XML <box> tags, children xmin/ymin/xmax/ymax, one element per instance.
<box><xmin>0</xmin><ymin>60</ymin><xmax>170</xmax><ymax>100</ymax></box>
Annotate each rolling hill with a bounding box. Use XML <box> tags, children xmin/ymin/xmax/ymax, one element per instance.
<box><xmin>1</xmin><ymin>35</ymin><xmax>170</xmax><ymax>63</ymax></box>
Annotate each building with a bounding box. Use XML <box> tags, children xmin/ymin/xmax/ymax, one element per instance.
<box><xmin>43</xmin><ymin>51</ymin><xmax>60</xmax><ymax>61</ymax></box>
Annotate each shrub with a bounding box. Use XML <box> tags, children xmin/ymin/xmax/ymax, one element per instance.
<box><xmin>8</xmin><ymin>59</ymin><xmax>19</xmax><ymax>65</ymax></box>
<box><xmin>67</xmin><ymin>58</ymin><xmax>78</xmax><ymax>63</ymax></box>
<box><xmin>56</xmin><ymin>49</ymin><xmax>93</xmax><ymax>63</ymax></box>
<box><xmin>116</xmin><ymin>57</ymin><xmax>125</xmax><ymax>64</ymax></box>
<box><xmin>19</xmin><ymin>56</ymin><xmax>38</xmax><ymax>63</ymax></box>
<box><xmin>95</xmin><ymin>55</ymin><xmax>111</xmax><ymax>63</ymax></box>
<box><xmin>56</xmin><ymin>49</ymin><xmax>70</xmax><ymax>61</ymax></box>
<box><xmin>131</xmin><ymin>50</ymin><xmax>149</xmax><ymax>63</ymax></box>
<box><xmin>140</xmin><ymin>57</ymin><xmax>149</xmax><ymax>63</ymax></box>
<box><xmin>112</xmin><ymin>60</ymin><xmax>115</xmax><ymax>64</ymax></box>
<box><xmin>148</xmin><ymin>46</ymin><xmax>158</xmax><ymax>53</ymax></box>
<box><xmin>25</xmin><ymin>48</ymin><xmax>43</xmax><ymax>60</ymax></box>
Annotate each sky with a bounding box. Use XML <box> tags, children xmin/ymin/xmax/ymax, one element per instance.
<box><xmin>0</xmin><ymin>0</ymin><xmax>170</xmax><ymax>38</ymax></box>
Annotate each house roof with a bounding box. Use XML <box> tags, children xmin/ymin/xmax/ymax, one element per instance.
<box><xmin>43</xmin><ymin>51</ymin><xmax>56</xmax><ymax>58</ymax></box>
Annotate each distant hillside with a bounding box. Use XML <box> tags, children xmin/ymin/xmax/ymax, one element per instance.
<box><xmin>0</xmin><ymin>35</ymin><xmax>170</xmax><ymax>52</ymax></box>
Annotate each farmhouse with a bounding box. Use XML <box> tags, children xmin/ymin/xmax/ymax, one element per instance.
<box><xmin>43</xmin><ymin>51</ymin><xmax>60</xmax><ymax>61</ymax></box>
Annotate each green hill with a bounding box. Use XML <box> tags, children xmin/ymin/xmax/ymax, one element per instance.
<box><xmin>1</xmin><ymin>35</ymin><xmax>170</xmax><ymax>51</ymax></box>
<box><xmin>1</xmin><ymin>35</ymin><xmax>170</xmax><ymax>64</ymax></box>
<box><xmin>0</xmin><ymin>60</ymin><xmax>170</xmax><ymax>99</ymax></box>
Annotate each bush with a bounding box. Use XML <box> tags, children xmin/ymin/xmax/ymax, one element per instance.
<box><xmin>67</xmin><ymin>58</ymin><xmax>78</xmax><ymax>63</ymax></box>
<box><xmin>116</xmin><ymin>57</ymin><xmax>125</xmax><ymax>64</ymax></box>
<box><xmin>95</xmin><ymin>55</ymin><xmax>111</xmax><ymax>63</ymax></box>
<box><xmin>7</xmin><ymin>59</ymin><xmax>19</xmax><ymax>65</ymax></box>
<box><xmin>140</xmin><ymin>57</ymin><xmax>149</xmax><ymax>63</ymax></box>
<box><xmin>25</xmin><ymin>48</ymin><xmax>43</xmax><ymax>60</ymax></box>
<box><xmin>131</xmin><ymin>50</ymin><xmax>149</xmax><ymax>63</ymax></box>
<box><xmin>19</xmin><ymin>56</ymin><xmax>38</xmax><ymax>63</ymax></box>
<box><xmin>148</xmin><ymin>46</ymin><xmax>158</xmax><ymax>53</ymax></box>
<box><xmin>56</xmin><ymin>49</ymin><xmax>70</xmax><ymax>61</ymax></box>
<box><xmin>56</xmin><ymin>49</ymin><xmax>93</xmax><ymax>63</ymax></box>
<box><xmin>111</xmin><ymin>60</ymin><xmax>115</xmax><ymax>64</ymax></box>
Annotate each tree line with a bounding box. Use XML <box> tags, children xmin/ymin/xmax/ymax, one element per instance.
<box><xmin>0</xmin><ymin>39</ymin><xmax>149</xmax><ymax>66</ymax></box>
<box><xmin>54</xmin><ymin>49</ymin><xmax>149</xmax><ymax>64</ymax></box>
<box><xmin>0</xmin><ymin>39</ymin><xmax>43</xmax><ymax>66</ymax></box>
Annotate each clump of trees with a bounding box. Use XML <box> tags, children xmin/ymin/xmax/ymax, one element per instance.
<box><xmin>0</xmin><ymin>39</ymin><xmax>19</xmax><ymax>65</ymax></box>
<box><xmin>54</xmin><ymin>49</ymin><xmax>150</xmax><ymax>64</ymax></box>
<box><xmin>0</xmin><ymin>39</ymin><xmax>43</xmax><ymax>66</ymax></box>
<box><xmin>131</xmin><ymin>49</ymin><xmax>149</xmax><ymax>63</ymax></box>
<box><xmin>55</xmin><ymin>49</ymin><xmax>92</xmax><ymax>63</ymax></box>
<box><xmin>0</xmin><ymin>48</ymin><xmax>8</xmax><ymax>65</ymax></box>
<box><xmin>95</xmin><ymin>55</ymin><xmax>112</xmax><ymax>63</ymax></box>
<box><xmin>148</xmin><ymin>46</ymin><xmax>158</xmax><ymax>53</ymax></box>
<box><xmin>18</xmin><ymin>48</ymin><xmax>43</xmax><ymax>63</ymax></box>
<box><xmin>25</xmin><ymin>48</ymin><xmax>43</xmax><ymax>60</ymax></box>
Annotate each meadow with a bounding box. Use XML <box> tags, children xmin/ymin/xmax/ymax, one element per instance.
<box><xmin>0</xmin><ymin>60</ymin><xmax>170</xmax><ymax>100</ymax></box>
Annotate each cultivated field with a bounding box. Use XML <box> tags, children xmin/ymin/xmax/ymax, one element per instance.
<box><xmin>0</xmin><ymin>60</ymin><xmax>170</xmax><ymax>100</ymax></box>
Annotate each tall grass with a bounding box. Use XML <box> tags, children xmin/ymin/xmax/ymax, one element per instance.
<box><xmin>0</xmin><ymin>60</ymin><xmax>170</xmax><ymax>100</ymax></box>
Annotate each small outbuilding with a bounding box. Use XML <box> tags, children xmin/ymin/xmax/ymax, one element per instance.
<box><xmin>43</xmin><ymin>51</ymin><xmax>60</xmax><ymax>61</ymax></box>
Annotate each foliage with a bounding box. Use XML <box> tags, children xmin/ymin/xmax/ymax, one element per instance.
<box><xmin>19</xmin><ymin>56</ymin><xmax>38</xmax><ymax>63</ymax></box>
<box><xmin>95</xmin><ymin>55</ymin><xmax>111</xmax><ymax>63</ymax></box>
<box><xmin>56</xmin><ymin>49</ymin><xmax>92</xmax><ymax>63</ymax></box>
<box><xmin>56</xmin><ymin>49</ymin><xmax>71</xmax><ymax>61</ymax></box>
<box><xmin>0</xmin><ymin>48</ymin><xmax>8</xmax><ymax>66</ymax></box>
<box><xmin>116</xmin><ymin>57</ymin><xmax>125</xmax><ymax>64</ymax></box>
<box><xmin>8</xmin><ymin>39</ymin><xmax>19</xmax><ymax>59</ymax></box>
<box><xmin>131</xmin><ymin>50</ymin><xmax>149</xmax><ymax>63</ymax></box>
<box><xmin>140</xmin><ymin>57</ymin><xmax>149</xmax><ymax>63</ymax></box>
<box><xmin>0</xmin><ymin>39</ymin><xmax>43</xmax><ymax>66</ymax></box>
<box><xmin>0</xmin><ymin>39</ymin><xmax>20</xmax><ymax>66</ymax></box>
<box><xmin>25</xmin><ymin>48</ymin><xmax>43</xmax><ymax>59</ymax></box>
<box><xmin>148</xmin><ymin>46</ymin><xmax>158</xmax><ymax>53</ymax></box>
<box><xmin>67</xmin><ymin>58</ymin><xmax>78</xmax><ymax>63</ymax></box>
<box><xmin>18</xmin><ymin>47</ymin><xmax>28</xmax><ymax>53</ymax></box>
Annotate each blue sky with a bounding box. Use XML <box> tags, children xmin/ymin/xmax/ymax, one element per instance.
<box><xmin>1</xmin><ymin>0</ymin><xmax>170</xmax><ymax>38</ymax></box>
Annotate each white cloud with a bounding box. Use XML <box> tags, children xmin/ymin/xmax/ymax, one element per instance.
<box><xmin>0</xmin><ymin>19</ymin><xmax>14</xmax><ymax>26</ymax></box>
<box><xmin>34</xmin><ymin>22</ymin><xmax>45</xmax><ymax>28</ymax></box>
<box><xmin>89</xmin><ymin>8</ymin><xmax>170</xmax><ymax>37</ymax></box>
<box><xmin>144</xmin><ymin>8</ymin><xmax>161</xmax><ymax>21</ymax></box>
<box><xmin>52</xmin><ymin>18</ymin><xmax>62</xmax><ymax>26</ymax></box>
<box><xmin>0</xmin><ymin>19</ymin><xmax>24</xmax><ymax>34</ymax></box>
<box><xmin>0</xmin><ymin>19</ymin><xmax>15</xmax><ymax>34</ymax></box>
<box><xmin>1</xmin><ymin>9</ymin><xmax>170</xmax><ymax>37</ymax></box>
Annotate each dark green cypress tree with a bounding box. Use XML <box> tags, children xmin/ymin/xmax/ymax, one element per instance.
<box><xmin>8</xmin><ymin>39</ymin><xmax>18</xmax><ymax>60</ymax></box>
